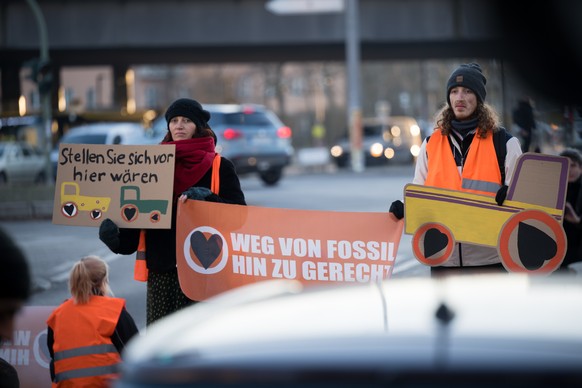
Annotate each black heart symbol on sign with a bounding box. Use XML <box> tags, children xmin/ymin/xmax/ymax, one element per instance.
<box><xmin>151</xmin><ymin>213</ymin><xmax>159</xmax><ymax>221</ymax></box>
<box><xmin>64</xmin><ymin>204</ymin><xmax>75</xmax><ymax>216</ymax></box>
<box><xmin>424</xmin><ymin>228</ymin><xmax>449</xmax><ymax>258</ymax></box>
<box><xmin>124</xmin><ymin>207</ymin><xmax>137</xmax><ymax>221</ymax></box>
<box><xmin>190</xmin><ymin>231</ymin><xmax>223</xmax><ymax>269</ymax></box>
<box><xmin>517</xmin><ymin>222</ymin><xmax>557</xmax><ymax>270</ymax></box>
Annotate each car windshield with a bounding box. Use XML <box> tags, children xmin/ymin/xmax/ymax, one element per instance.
<box><xmin>363</xmin><ymin>125</ymin><xmax>383</xmax><ymax>137</ymax></box>
<box><xmin>210</xmin><ymin>112</ymin><xmax>272</xmax><ymax>126</ymax></box>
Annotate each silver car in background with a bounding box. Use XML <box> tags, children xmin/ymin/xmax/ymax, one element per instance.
<box><xmin>50</xmin><ymin>122</ymin><xmax>148</xmax><ymax>180</ymax></box>
<box><xmin>330</xmin><ymin>116</ymin><xmax>423</xmax><ymax>168</ymax></box>
<box><xmin>0</xmin><ymin>141</ymin><xmax>47</xmax><ymax>184</ymax></box>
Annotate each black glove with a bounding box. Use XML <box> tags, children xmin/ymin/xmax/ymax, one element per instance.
<box><xmin>99</xmin><ymin>218</ymin><xmax>120</xmax><ymax>252</ymax></box>
<box><xmin>495</xmin><ymin>185</ymin><xmax>508</xmax><ymax>206</ymax></box>
<box><xmin>389</xmin><ymin>200</ymin><xmax>404</xmax><ymax>220</ymax></box>
<box><xmin>182</xmin><ymin>186</ymin><xmax>212</xmax><ymax>201</ymax></box>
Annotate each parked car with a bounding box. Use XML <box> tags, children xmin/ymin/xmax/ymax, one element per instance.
<box><xmin>0</xmin><ymin>141</ymin><xmax>47</xmax><ymax>184</ymax></box>
<box><xmin>116</xmin><ymin>274</ymin><xmax>582</xmax><ymax>387</ymax></box>
<box><xmin>51</xmin><ymin>121</ymin><xmax>148</xmax><ymax>179</ymax></box>
<box><xmin>150</xmin><ymin>103</ymin><xmax>294</xmax><ymax>186</ymax></box>
<box><xmin>330</xmin><ymin>116</ymin><xmax>422</xmax><ymax>168</ymax></box>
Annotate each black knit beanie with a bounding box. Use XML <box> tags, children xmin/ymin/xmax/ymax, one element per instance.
<box><xmin>0</xmin><ymin>227</ymin><xmax>31</xmax><ymax>300</ymax></box>
<box><xmin>446</xmin><ymin>63</ymin><xmax>487</xmax><ymax>105</ymax></box>
<box><xmin>164</xmin><ymin>98</ymin><xmax>211</xmax><ymax>129</ymax></box>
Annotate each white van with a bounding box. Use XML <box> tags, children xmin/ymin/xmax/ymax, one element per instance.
<box><xmin>50</xmin><ymin>122</ymin><xmax>147</xmax><ymax>179</ymax></box>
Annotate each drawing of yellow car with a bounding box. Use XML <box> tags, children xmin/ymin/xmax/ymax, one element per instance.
<box><xmin>60</xmin><ymin>181</ymin><xmax>111</xmax><ymax>220</ymax></box>
<box><xmin>404</xmin><ymin>153</ymin><xmax>569</xmax><ymax>274</ymax></box>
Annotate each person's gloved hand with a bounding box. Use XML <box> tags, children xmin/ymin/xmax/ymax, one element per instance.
<box><xmin>182</xmin><ymin>186</ymin><xmax>212</xmax><ymax>201</ymax></box>
<box><xmin>495</xmin><ymin>185</ymin><xmax>508</xmax><ymax>206</ymax></box>
<box><xmin>99</xmin><ymin>218</ymin><xmax>120</xmax><ymax>252</ymax></box>
<box><xmin>389</xmin><ymin>200</ymin><xmax>404</xmax><ymax>220</ymax></box>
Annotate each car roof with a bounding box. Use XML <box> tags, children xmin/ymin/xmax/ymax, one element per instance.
<box><xmin>362</xmin><ymin>116</ymin><xmax>419</xmax><ymax>126</ymax></box>
<box><xmin>120</xmin><ymin>274</ymin><xmax>582</xmax><ymax>384</ymax></box>
<box><xmin>203</xmin><ymin>103</ymin><xmax>268</xmax><ymax>113</ymax></box>
<box><xmin>63</xmin><ymin>121</ymin><xmax>144</xmax><ymax>134</ymax></box>
<box><xmin>57</xmin><ymin>122</ymin><xmax>147</xmax><ymax>145</ymax></box>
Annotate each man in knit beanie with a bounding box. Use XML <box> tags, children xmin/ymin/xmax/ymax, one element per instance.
<box><xmin>389</xmin><ymin>61</ymin><xmax>524</xmax><ymax>277</ymax></box>
<box><xmin>446</xmin><ymin>62</ymin><xmax>487</xmax><ymax>106</ymax></box>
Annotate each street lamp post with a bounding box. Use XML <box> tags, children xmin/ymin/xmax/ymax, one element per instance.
<box><xmin>26</xmin><ymin>0</ymin><xmax>53</xmax><ymax>184</ymax></box>
<box><xmin>266</xmin><ymin>0</ymin><xmax>363</xmax><ymax>171</ymax></box>
<box><xmin>345</xmin><ymin>0</ymin><xmax>363</xmax><ymax>172</ymax></box>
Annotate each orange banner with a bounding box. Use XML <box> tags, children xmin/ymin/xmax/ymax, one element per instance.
<box><xmin>0</xmin><ymin>306</ymin><xmax>54</xmax><ymax>388</ymax></box>
<box><xmin>176</xmin><ymin>201</ymin><xmax>404</xmax><ymax>300</ymax></box>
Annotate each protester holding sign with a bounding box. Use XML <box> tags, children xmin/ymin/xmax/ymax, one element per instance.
<box><xmin>47</xmin><ymin>255</ymin><xmax>139</xmax><ymax>387</ymax></box>
<box><xmin>99</xmin><ymin>98</ymin><xmax>246</xmax><ymax>325</ymax></box>
<box><xmin>389</xmin><ymin>63</ymin><xmax>522</xmax><ymax>276</ymax></box>
<box><xmin>0</xmin><ymin>227</ymin><xmax>31</xmax><ymax>388</ymax></box>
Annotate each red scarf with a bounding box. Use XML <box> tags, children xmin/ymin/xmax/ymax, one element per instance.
<box><xmin>163</xmin><ymin>137</ymin><xmax>216</xmax><ymax>199</ymax></box>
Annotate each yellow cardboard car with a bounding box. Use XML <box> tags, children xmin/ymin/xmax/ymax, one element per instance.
<box><xmin>404</xmin><ymin>153</ymin><xmax>568</xmax><ymax>274</ymax></box>
<box><xmin>60</xmin><ymin>181</ymin><xmax>111</xmax><ymax>220</ymax></box>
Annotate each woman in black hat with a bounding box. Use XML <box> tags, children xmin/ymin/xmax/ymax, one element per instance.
<box><xmin>390</xmin><ymin>63</ymin><xmax>523</xmax><ymax>277</ymax></box>
<box><xmin>99</xmin><ymin>98</ymin><xmax>246</xmax><ymax>325</ymax></box>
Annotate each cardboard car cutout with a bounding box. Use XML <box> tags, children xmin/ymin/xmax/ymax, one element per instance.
<box><xmin>404</xmin><ymin>153</ymin><xmax>569</xmax><ymax>274</ymax></box>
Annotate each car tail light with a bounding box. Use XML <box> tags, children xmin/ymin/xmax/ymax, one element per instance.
<box><xmin>223</xmin><ymin>128</ymin><xmax>243</xmax><ymax>140</ymax></box>
<box><xmin>277</xmin><ymin>126</ymin><xmax>292</xmax><ymax>139</ymax></box>
<box><xmin>242</xmin><ymin>105</ymin><xmax>255</xmax><ymax>115</ymax></box>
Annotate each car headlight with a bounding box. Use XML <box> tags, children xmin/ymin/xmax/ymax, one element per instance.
<box><xmin>369</xmin><ymin>142</ymin><xmax>384</xmax><ymax>158</ymax></box>
<box><xmin>409</xmin><ymin>124</ymin><xmax>421</xmax><ymax>137</ymax></box>
<box><xmin>410</xmin><ymin>144</ymin><xmax>421</xmax><ymax>157</ymax></box>
<box><xmin>384</xmin><ymin>147</ymin><xmax>395</xmax><ymax>159</ymax></box>
<box><xmin>330</xmin><ymin>145</ymin><xmax>344</xmax><ymax>158</ymax></box>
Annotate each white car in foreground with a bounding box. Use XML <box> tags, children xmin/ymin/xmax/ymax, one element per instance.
<box><xmin>116</xmin><ymin>273</ymin><xmax>582</xmax><ymax>387</ymax></box>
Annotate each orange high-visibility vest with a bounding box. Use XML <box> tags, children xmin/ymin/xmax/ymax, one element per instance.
<box><xmin>47</xmin><ymin>296</ymin><xmax>125</xmax><ymax>387</ymax></box>
<box><xmin>134</xmin><ymin>229</ymin><xmax>148</xmax><ymax>282</ymax></box>
<box><xmin>425</xmin><ymin>130</ymin><xmax>501</xmax><ymax>196</ymax></box>
<box><xmin>134</xmin><ymin>153</ymin><xmax>222</xmax><ymax>282</ymax></box>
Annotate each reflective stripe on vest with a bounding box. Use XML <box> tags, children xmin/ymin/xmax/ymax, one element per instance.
<box><xmin>54</xmin><ymin>343</ymin><xmax>118</xmax><ymax>361</ymax></box>
<box><xmin>55</xmin><ymin>363</ymin><xmax>119</xmax><ymax>383</ymax></box>
<box><xmin>425</xmin><ymin>130</ymin><xmax>501</xmax><ymax>196</ymax></box>
<box><xmin>461</xmin><ymin>177</ymin><xmax>501</xmax><ymax>194</ymax></box>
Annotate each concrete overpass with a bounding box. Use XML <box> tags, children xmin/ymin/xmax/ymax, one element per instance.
<box><xmin>0</xmin><ymin>0</ymin><xmax>580</xmax><ymax>110</ymax></box>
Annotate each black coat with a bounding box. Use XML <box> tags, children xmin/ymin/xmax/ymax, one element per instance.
<box><xmin>115</xmin><ymin>156</ymin><xmax>246</xmax><ymax>272</ymax></box>
<box><xmin>563</xmin><ymin>177</ymin><xmax>582</xmax><ymax>267</ymax></box>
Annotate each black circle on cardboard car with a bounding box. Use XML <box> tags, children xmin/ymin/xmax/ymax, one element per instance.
<box><xmin>90</xmin><ymin>209</ymin><xmax>103</xmax><ymax>221</ymax></box>
<box><xmin>121</xmin><ymin>204</ymin><xmax>139</xmax><ymax>222</ymax></box>
<box><xmin>149</xmin><ymin>211</ymin><xmax>161</xmax><ymax>223</ymax></box>
<box><xmin>498</xmin><ymin>210</ymin><xmax>566</xmax><ymax>274</ymax></box>
<box><xmin>61</xmin><ymin>202</ymin><xmax>78</xmax><ymax>218</ymax></box>
<box><xmin>412</xmin><ymin>222</ymin><xmax>455</xmax><ymax>266</ymax></box>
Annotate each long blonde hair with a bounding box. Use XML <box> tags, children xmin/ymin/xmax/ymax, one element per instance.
<box><xmin>69</xmin><ymin>255</ymin><xmax>113</xmax><ymax>304</ymax></box>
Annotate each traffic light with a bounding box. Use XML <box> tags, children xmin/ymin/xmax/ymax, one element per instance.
<box><xmin>24</xmin><ymin>58</ymin><xmax>53</xmax><ymax>95</ymax></box>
